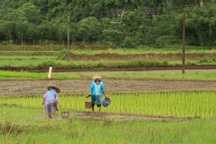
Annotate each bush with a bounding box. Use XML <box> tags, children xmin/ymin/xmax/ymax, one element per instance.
<box><xmin>121</xmin><ymin>37</ymin><xmax>137</xmax><ymax>49</ymax></box>
<box><xmin>155</xmin><ymin>35</ymin><xmax>177</xmax><ymax>48</ymax></box>
<box><xmin>199</xmin><ymin>57</ymin><xmax>211</xmax><ymax>63</ymax></box>
<box><xmin>57</xmin><ymin>49</ymin><xmax>68</xmax><ymax>60</ymax></box>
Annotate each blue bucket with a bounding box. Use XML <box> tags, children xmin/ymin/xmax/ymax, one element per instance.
<box><xmin>102</xmin><ymin>98</ymin><xmax>111</xmax><ymax>107</ymax></box>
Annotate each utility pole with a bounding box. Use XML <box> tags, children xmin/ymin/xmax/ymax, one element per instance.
<box><xmin>67</xmin><ymin>16</ymin><xmax>70</xmax><ymax>63</ymax></box>
<box><xmin>182</xmin><ymin>9</ymin><xmax>186</xmax><ymax>74</ymax></box>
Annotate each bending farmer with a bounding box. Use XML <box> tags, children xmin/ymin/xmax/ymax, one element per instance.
<box><xmin>42</xmin><ymin>86</ymin><xmax>61</xmax><ymax>118</ymax></box>
<box><xmin>87</xmin><ymin>74</ymin><xmax>107</xmax><ymax>112</ymax></box>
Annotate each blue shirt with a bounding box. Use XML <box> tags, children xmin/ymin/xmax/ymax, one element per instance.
<box><xmin>43</xmin><ymin>89</ymin><xmax>58</xmax><ymax>102</ymax></box>
<box><xmin>90</xmin><ymin>80</ymin><xmax>105</xmax><ymax>96</ymax></box>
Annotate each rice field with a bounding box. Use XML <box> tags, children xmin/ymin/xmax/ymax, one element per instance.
<box><xmin>1</xmin><ymin>91</ymin><xmax>216</xmax><ymax>119</ymax></box>
<box><xmin>1</xmin><ymin>91</ymin><xmax>216</xmax><ymax>143</ymax></box>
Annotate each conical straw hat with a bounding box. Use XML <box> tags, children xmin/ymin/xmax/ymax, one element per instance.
<box><xmin>47</xmin><ymin>86</ymin><xmax>60</xmax><ymax>93</ymax></box>
<box><xmin>92</xmin><ymin>74</ymin><xmax>102</xmax><ymax>80</ymax></box>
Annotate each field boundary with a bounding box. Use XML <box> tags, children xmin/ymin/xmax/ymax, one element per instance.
<box><xmin>18</xmin><ymin>66</ymin><xmax>216</xmax><ymax>73</ymax></box>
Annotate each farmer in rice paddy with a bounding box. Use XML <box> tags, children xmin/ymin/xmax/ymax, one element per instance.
<box><xmin>87</xmin><ymin>74</ymin><xmax>107</xmax><ymax>112</ymax></box>
<box><xmin>42</xmin><ymin>86</ymin><xmax>61</xmax><ymax>118</ymax></box>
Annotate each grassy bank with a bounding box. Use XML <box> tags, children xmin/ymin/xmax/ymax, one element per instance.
<box><xmin>95</xmin><ymin>72</ymin><xmax>216</xmax><ymax>80</ymax></box>
<box><xmin>1</xmin><ymin>71</ymin><xmax>216</xmax><ymax>80</ymax></box>
<box><xmin>0</xmin><ymin>71</ymin><xmax>79</xmax><ymax>79</ymax></box>
<box><xmin>1</xmin><ymin>117</ymin><xmax>216</xmax><ymax>144</ymax></box>
<box><xmin>70</xmin><ymin>48</ymin><xmax>215</xmax><ymax>55</ymax></box>
<box><xmin>0</xmin><ymin>59</ymin><xmax>216</xmax><ymax>71</ymax></box>
<box><xmin>0</xmin><ymin>46</ymin><xmax>215</xmax><ymax>55</ymax></box>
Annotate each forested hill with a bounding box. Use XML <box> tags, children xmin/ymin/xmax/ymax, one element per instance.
<box><xmin>0</xmin><ymin>0</ymin><xmax>214</xmax><ymax>23</ymax></box>
<box><xmin>0</xmin><ymin>0</ymin><xmax>215</xmax><ymax>47</ymax></box>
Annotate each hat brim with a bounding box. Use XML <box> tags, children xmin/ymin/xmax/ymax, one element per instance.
<box><xmin>92</xmin><ymin>75</ymin><xmax>102</xmax><ymax>79</ymax></box>
<box><xmin>47</xmin><ymin>86</ymin><xmax>60</xmax><ymax>93</ymax></box>
<box><xmin>92</xmin><ymin>77</ymin><xmax>102</xmax><ymax>80</ymax></box>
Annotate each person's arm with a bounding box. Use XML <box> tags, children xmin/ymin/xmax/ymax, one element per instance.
<box><xmin>86</xmin><ymin>82</ymin><xmax>94</xmax><ymax>98</ymax></box>
<box><xmin>42</xmin><ymin>93</ymin><xmax>46</xmax><ymax>105</ymax></box>
<box><xmin>42</xmin><ymin>99</ymin><xmax>45</xmax><ymax>105</ymax></box>
<box><xmin>86</xmin><ymin>92</ymin><xmax>92</xmax><ymax>98</ymax></box>
<box><xmin>101</xmin><ymin>82</ymin><xmax>107</xmax><ymax>98</ymax></box>
<box><xmin>90</xmin><ymin>82</ymin><xmax>94</xmax><ymax>93</ymax></box>
<box><xmin>57</xmin><ymin>101</ymin><xmax>61</xmax><ymax>108</ymax></box>
<box><xmin>55</xmin><ymin>94</ymin><xmax>61</xmax><ymax>108</ymax></box>
<box><xmin>104</xmin><ymin>93</ymin><xmax>108</xmax><ymax>98</ymax></box>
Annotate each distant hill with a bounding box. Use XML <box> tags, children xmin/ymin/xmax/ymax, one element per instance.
<box><xmin>0</xmin><ymin>0</ymin><xmax>215</xmax><ymax>47</ymax></box>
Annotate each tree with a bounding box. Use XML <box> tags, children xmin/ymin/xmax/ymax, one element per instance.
<box><xmin>18</xmin><ymin>3</ymin><xmax>42</xmax><ymax>24</ymax></box>
<box><xmin>15</xmin><ymin>22</ymin><xmax>28</xmax><ymax>44</ymax></box>
<box><xmin>78</xmin><ymin>17</ymin><xmax>102</xmax><ymax>42</ymax></box>
<box><xmin>102</xmin><ymin>28</ymin><xmax>123</xmax><ymax>48</ymax></box>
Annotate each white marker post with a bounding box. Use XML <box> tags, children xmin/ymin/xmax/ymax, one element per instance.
<box><xmin>48</xmin><ymin>67</ymin><xmax>52</xmax><ymax>80</ymax></box>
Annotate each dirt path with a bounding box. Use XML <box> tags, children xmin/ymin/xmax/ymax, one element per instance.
<box><xmin>0</xmin><ymin>78</ymin><xmax>216</xmax><ymax>96</ymax></box>
<box><xmin>34</xmin><ymin>111</ymin><xmax>197</xmax><ymax>121</ymax></box>
<box><xmin>70</xmin><ymin>112</ymin><xmax>197</xmax><ymax>121</ymax></box>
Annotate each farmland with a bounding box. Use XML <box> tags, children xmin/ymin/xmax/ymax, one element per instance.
<box><xmin>1</xmin><ymin>91</ymin><xmax>216</xmax><ymax>118</ymax></box>
<box><xmin>0</xmin><ymin>46</ymin><xmax>216</xmax><ymax>71</ymax></box>
<box><xmin>1</xmin><ymin>91</ymin><xmax>216</xmax><ymax>143</ymax></box>
<box><xmin>1</xmin><ymin>47</ymin><xmax>216</xmax><ymax>143</ymax></box>
<box><xmin>1</xmin><ymin>0</ymin><xmax>216</xmax><ymax>142</ymax></box>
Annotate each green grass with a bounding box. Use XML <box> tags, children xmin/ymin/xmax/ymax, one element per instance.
<box><xmin>0</xmin><ymin>56</ymin><xmax>57</xmax><ymax>60</ymax></box>
<box><xmin>1</xmin><ymin>47</ymin><xmax>214</xmax><ymax>55</ymax></box>
<box><xmin>93</xmin><ymin>72</ymin><xmax>216</xmax><ymax>80</ymax></box>
<box><xmin>0</xmin><ymin>59</ymin><xmax>215</xmax><ymax>70</ymax></box>
<box><xmin>1</xmin><ymin>91</ymin><xmax>216</xmax><ymax>143</ymax></box>
<box><xmin>1</xmin><ymin>70</ymin><xmax>216</xmax><ymax>80</ymax></box>
<box><xmin>70</xmin><ymin>48</ymin><xmax>215</xmax><ymax>55</ymax></box>
<box><xmin>0</xmin><ymin>71</ymin><xmax>79</xmax><ymax>79</ymax></box>
<box><xmin>0</xmin><ymin>51</ymin><xmax>59</xmax><ymax>53</ymax></box>
<box><xmin>1</xmin><ymin>114</ymin><xmax>216</xmax><ymax>144</ymax></box>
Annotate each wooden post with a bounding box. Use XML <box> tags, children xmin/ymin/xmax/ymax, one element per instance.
<box><xmin>19</xmin><ymin>69</ymin><xmax>24</xmax><ymax>78</ymax></box>
<box><xmin>48</xmin><ymin>67</ymin><xmax>52</xmax><ymax>80</ymax></box>
<box><xmin>182</xmin><ymin>9</ymin><xmax>186</xmax><ymax>74</ymax></box>
<box><xmin>67</xmin><ymin>16</ymin><xmax>70</xmax><ymax>63</ymax></box>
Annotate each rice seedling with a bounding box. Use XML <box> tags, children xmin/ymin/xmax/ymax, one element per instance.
<box><xmin>1</xmin><ymin>91</ymin><xmax>216</xmax><ymax>118</ymax></box>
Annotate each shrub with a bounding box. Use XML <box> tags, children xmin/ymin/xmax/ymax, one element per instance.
<box><xmin>121</xmin><ymin>37</ymin><xmax>137</xmax><ymax>49</ymax></box>
<box><xmin>199</xmin><ymin>57</ymin><xmax>211</xmax><ymax>63</ymax></box>
<box><xmin>57</xmin><ymin>49</ymin><xmax>67</xmax><ymax>60</ymax></box>
<box><xmin>155</xmin><ymin>35</ymin><xmax>176</xmax><ymax>48</ymax></box>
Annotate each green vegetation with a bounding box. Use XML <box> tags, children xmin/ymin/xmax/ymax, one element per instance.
<box><xmin>1</xmin><ymin>70</ymin><xmax>216</xmax><ymax>80</ymax></box>
<box><xmin>0</xmin><ymin>56</ymin><xmax>57</xmax><ymax>60</ymax></box>
<box><xmin>1</xmin><ymin>91</ymin><xmax>216</xmax><ymax>143</ymax></box>
<box><xmin>69</xmin><ymin>48</ymin><xmax>216</xmax><ymax>55</ymax></box>
<box><xmin>0</xmin><ymin>71</ymin><xmax>79</xmax><ymax>79</ymax></box>
<box><xmin>85</xmin><ymin>72</ymin><xmax>216</xmax><ymax>80</ymax></box>
<box><xmin>1</xmin><ymin>91</ymin><xmax>216</xmax><ymax>118</ymax></box>
<box><xmin>1</xmin><ymin>90</ymin><xmax>216</xmax><ymax>143</ymax></box>
<box><xmin>1</xmin><ymin>47</ymin><xmax>216</xmax><ymax>55</ymax></box>
<box><xmin>1</xmin><ymin>111</ymin><xmax>216</xmax><ymax>143</ymax></box>
<box><xmin>0</xmin><ymin>0</ymin><xmax>215</xmax><ymax>48</ymax></box>
<box><xmin>1</xmin><ymin>59</ymin><xmax>216</xmax><ymax>70</ymax></box>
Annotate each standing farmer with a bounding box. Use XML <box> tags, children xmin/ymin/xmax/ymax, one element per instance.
<box><xmin>87</xmin><ymin>74</ymin><xmax>108</xmax><ymax>112</ymax></box>
<box><xmin>42</xmin><ymin>86</ymin><xmax>61</xmax><ymax>118</ymax></box>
